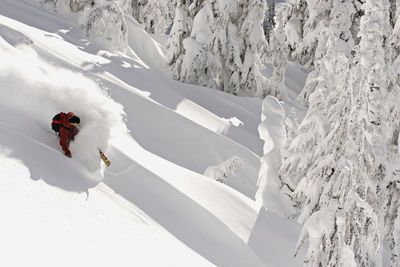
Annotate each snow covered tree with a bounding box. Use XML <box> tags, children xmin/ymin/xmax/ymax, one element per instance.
<box><xmin>166</xmin><ymin>0</ymin><xmax>205</xmax><ymax>79</ymax></box>
<box><xmin>274</xmin><ymin>0</ymin><xmax>359</xmax><ymax>105</ymax></box>
<box><xmin>166</xmin><ymin>0</ymin><xmax>191</xmax><ymax>79</ymax></box>
<box><xmin>69</xmin><ymin>0</ymin><xmax>95</xmax><ymax>13</ymax></box>
<box><xmin>356</xmin><ymin>0</ymin><xmax>389</xmax><ymax>220</ymax></box>
<box><xmin>263</xmin><ymin>0</ymin><xmax>276</xmax><ymax>42</ymax></box>
<box><xmin>280</xmin><ymin>0</ymin><xmax>400</xmax><ymax>264</ymax></box>
<box><xmin>296</xmin><ymin>0</ymin><xmax>356</xmax><ymax>105</ymax></box>
<box><xmin>172</xmin><ymin>0</ymin><xmax>267</xmax><ymax>97</ymax></box>
<box><xmin>127</xmin><ymin>0</ymin><xmax>174</xmax><ymax>34</ymax></box>
<box><xmin>284</xmin><ymin>0</ymin><xmax>355</xmax><ymax>68</ymax></box>
<box><xmin>235</xmin><ymin>0</ymin><xmax>267</xmax><ymax>97</ymax></box>
<box><xmin>80</xmin><ymin>1</ymin><xmax>128</xmax><ymax>52</ymax></box>
<box><xmin>189</xmin><ymin>0</ymin><xmax>206</xmax><ymax>15</ymax></box>
<box><xmin>280</xmin><ymin>40</ymin><xmax>350</xmax><ymax>215</ymax></box>
<box><xmin>25</xmin><ymin>0</ymin><xmax>130</xmax><ymax>52</ymax></box>
<box><xmin>266</xmin><ymin>4</ymin><xmax>288</xmax><ymax>99</ymax></box>
<box><xmin>385</xmin><ymin>1</ymin><xmax>400</xmax><ymax>266</ymax></box>
<box><xmin>279</xmin><ymin>0</ymin><xmax>394</xmax><ymax>265</ymax></box>
<box><xmin>28</xmin><ymin>0</ymin><xmax>174</xmax><ymax>45</ymax></box>
<box><xmin>279</xmin><ymin>0</ymin><xmax>356</xmax><ymax>195</ymax></box>
<box><xmin>279</xmin><ymin>0</ymin><xmax>358</xmax><ymax>189</ymax></box>
<box><xmin>179</xmin><ymin>0</ymin><xmax>230</xmax><ymax>90</ymax></box>
<box><xmin>386</xmin><ymin>179</ymin><xmax>400</xmax><ymax>267</ymax></box>
<box><xmin>292</xmin><ymin>46</ymin><xmax>384</xmax><ymax>267</ymax></box>
<box><xmin>26</xmin><ymin>0</ymin><xmax>85</xmax><ymax>16</ymax></box>
<box><xmin>204</xmin><ymin>156</ymin><xmax>243</xmax><ymax>183</ymax></box>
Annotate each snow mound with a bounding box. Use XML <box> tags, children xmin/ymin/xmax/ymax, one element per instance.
<box><xmin>0</xmin><ymin>37</ymin><xmax>125</xmax><ymax>174</ymax></box>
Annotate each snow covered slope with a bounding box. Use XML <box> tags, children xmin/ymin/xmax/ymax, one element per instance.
<box><xmin>0</xmin><ymin>0</ymin><xmax>303</xmax><ymax>266</ymax></box>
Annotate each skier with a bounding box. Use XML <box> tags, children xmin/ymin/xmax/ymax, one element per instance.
<box><xmin>51</xmin><ymin>112</ymin><xmax>80</xmax><ymax>158</ymax></box>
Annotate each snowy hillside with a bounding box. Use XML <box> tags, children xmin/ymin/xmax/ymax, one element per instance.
<box><xmin>0</xmin><ymin>0</ymin><xmax>304</xmax><ymax>266</ymax></box>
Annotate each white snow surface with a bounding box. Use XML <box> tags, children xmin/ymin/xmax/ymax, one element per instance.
<box><xmin>0</xmin><ymin>0</ymin><xmax>304</xmax><ymax>266</ymax></box>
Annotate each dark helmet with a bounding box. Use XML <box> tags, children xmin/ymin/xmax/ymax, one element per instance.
<box><xmin>69</xmin><ymin>116</ymin><xmax>80</xmax><ymax>124</ymax></box>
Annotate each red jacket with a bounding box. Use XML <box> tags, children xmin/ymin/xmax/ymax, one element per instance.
<box><xmin>59</xmin><ymin>112</ymin><xmax>79</xmax><ymax>155</ymax></box>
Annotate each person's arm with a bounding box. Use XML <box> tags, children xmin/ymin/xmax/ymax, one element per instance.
<box><xmin>71</xmin><ymin>127</ymin><xmax>79</xmax><ymax>139</ymax></box>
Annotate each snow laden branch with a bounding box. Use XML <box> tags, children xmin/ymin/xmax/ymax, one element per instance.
<box><xmin>204</xmin><ymin>156</ymin><xmax>244</xmax><ymax>183</ymax></box>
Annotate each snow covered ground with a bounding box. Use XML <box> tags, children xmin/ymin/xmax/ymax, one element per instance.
<box><xmin>0</xmin><ymin>0</ymin><xmax>305</xmax><ymax>266</ymax></box>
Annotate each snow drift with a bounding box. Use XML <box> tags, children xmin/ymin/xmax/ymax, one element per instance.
<box><xmin>0</xmin><ymin>31</ymin><xmax>125</xmax><ymax>174</ymax></box>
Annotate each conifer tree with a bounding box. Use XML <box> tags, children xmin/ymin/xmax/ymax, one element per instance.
<box><xmin>385</xmin><ymin>1</ymin><xmax>400</xmax><ymax>265</ymax></box>
<box><xmin>267</xmin><ymin>5</ymin><xmax>289</xmax><ymax>98</ymax></box>
<box><xmin>236</xmin><ymin>0</ymin><xmax>267</xmax><ymax>97</ymax></box>
<box><xmin>171</xmin><ymin>0</ymin><xmax>267</xmax><ymax>97</ymax></box>
<box><xmin>166</xmin><ymin>0</ymin><xmax>192</xmax><ymax>79</ymax></box>
<box><xmin>184</xmin><ymin>0</ymin><xmax>231</xmax><ymax>89</ymax></box>
<box><xmin>128</xmin><ymin>0</ymin><xmax>173</xmax><ymax>34</ymax></box>
<box><xmin>279</xmin><ymin>0</ymin><xmax>356</xmax><ymax>194</ymax></box>
<box><xmin>81</xmin><ymin>1</ymin><xmax>128</xmax><ymax>52</ymax></box>
<box><xmin>263</xmin><ymin>0</ymin><xmax>276</xmax><ymax>42</ymax></box>
<box><xmin>277</xmin><ymin>0</ymin><xmax>397</xmax><ymax>265</ymax></box>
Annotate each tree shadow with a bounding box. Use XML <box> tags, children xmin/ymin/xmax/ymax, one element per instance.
<box><xmin>248</xmin><ymin>207</ymin><xmax>303</xmax><ymax>267</ymax></box>
<box><xmin>0</xmin><ymin>24</ymin><xmax>33</xmax><ymax>47</ymax></box>
<box><xmin>103</xmin><ymin>147</ymin><xmax>264</xmax><ymax>267</ymax></box>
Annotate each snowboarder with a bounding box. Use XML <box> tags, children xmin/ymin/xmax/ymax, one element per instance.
<box><xmin>51</xmin><ymin>112</ymin><xmax>80</xmax><ymax>158</ymax></box>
